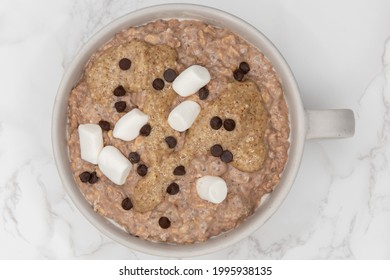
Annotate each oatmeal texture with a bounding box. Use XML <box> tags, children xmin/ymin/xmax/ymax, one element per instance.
<box><xmin>67</xmin><ymin>19</ymin><xmax>289</xmax><ymax>243</ymax></box>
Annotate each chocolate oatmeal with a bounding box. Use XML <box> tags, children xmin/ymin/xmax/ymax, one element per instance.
<box><xmin>67</xmin><ymin>19</ymin><xmax>289</xmax><ymax>243</ymax></box>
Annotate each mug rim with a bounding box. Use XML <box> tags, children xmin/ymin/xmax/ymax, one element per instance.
<box><xmin>52</xmin><ymin>3</ymin><xmax>306</xmax><ymax>258</ymax></box>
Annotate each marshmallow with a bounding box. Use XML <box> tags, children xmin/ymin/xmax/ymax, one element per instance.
<box><xmin>78</xmin><ymin>124</ymin><xmax>103</xmax><ymax>164</ymax></box>
<box><xmin>168</xmin><ymin>100</ymin><xmax>201</xmax><ymax>132</ymax></box>
<box><xmin>172</xmin><ymin>65</ymin><xmax>211</xmax><ymax>97</ymax></box>
<box><xmin>98</xmin><ymin>146</ymin><xmax>132</xmax><ymax>185</ymax></box>
<box><xmin>196</xmin><ymin>176</ymin><xmax>228</xmax><ymax>204</ymax></box>
<box><xmin>113</xmin><ymin>108</ymin><xmax>149</xmax><ymax>141</ymax></box>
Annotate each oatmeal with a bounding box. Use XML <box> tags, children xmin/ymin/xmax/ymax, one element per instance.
<box><xmin>67</xmin><ymin>19</ymin><xmax>289</xmax><ymax>243</ymax></box>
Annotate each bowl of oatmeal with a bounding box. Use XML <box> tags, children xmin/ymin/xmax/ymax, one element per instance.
<box><xmin>52</xmin><ymin>4</ymin><xmax>325</xmax><ymax>257</ymax></box>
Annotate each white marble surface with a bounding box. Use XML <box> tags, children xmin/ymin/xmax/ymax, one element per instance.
<box><xmin>0</xmin><ymin>0</ymin><xmax>389</xmax><ymax>259</ymax></box>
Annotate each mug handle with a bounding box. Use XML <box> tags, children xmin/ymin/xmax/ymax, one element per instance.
<box><xmin>305</xmin><ymin>109</ymin><xmax>355</xmax><ymax>139</ymax></box>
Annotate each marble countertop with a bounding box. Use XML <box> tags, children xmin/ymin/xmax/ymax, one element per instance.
<box><xmin>1</xmin><ymin>0</ymin><xmax>389</xmax><ymax>259</ymax></box>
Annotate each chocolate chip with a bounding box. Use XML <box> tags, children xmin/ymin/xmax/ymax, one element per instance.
<box><xmin>220</xmin><ymin>150</ymin><xmax>233</xmax><ymax>163</ymax></box>
<box><xmin>98</xmin><ymin>120</ymin><xmax>111</xmax><ymax>131</ymax></box>
<box><xmin>223</xmin><ymin>119</ymin><xmax>236</xmax><ymax>131</ymax></box>
<box><xmin>165</xmin><ymin>136</ymin><xmax>177</xmax><ymax>149</ymax></box>
<box><xmin>198</xmin><ymin>86</ymin><xmax>209</xmax><ymax>100</ymax></box>
<box><xmin>137</xmin><ymin>164</ymin><xmax>148</xmax><ymax>177</ymax></box>
<box><xmin>113</xmin><ymin>85</ymin><xmax>126</xmax><ymax>96</ymax></box>
<box><xmin>210</xmin><ymin>144</ymin><xmax>223</xmax><ymax>157</ymax></box>
<box><xmin>233</xmin><ymin>69</ymin><xmax>244</xmax><ymax>81</ymax></box>
<box><xmin>119</xmin><ymin>58</ymin><xmax>131</xmax><ymax>70</ymax></box>
<box><xmin>173</xmin><ymin>165</ymin><xmax>186</xmax><ymax>176</ymax></box>
<box><xmin>167</xmin><ymin>183</ymin><xmax>180</xmax><ymax>195</ymax></box>
<box><xmin>159</xmin><ymin>217</ymin><xmax>171</xmax><ymax>229</ymax></box>
<box><xmin>152</xmin><ymin>78</ymin><xmax>165</xmax><ymax>90</ymax></box>
<box><xmin>88</xmin><ymin>171</ymin><xmax>99</xmax><ymax>184</ymax></box>
<box><xmin>114</xmin><ymin>101</ymin><xmax>126</xmax><ymax>112</ymax></box>
<box><xmin>163</xmin><ymin>68</ymin><xmax>177</xmax><ymax>82</ymax></box>
<box><xmin>210</xmin><ymin>116</ymin><xmax>223</xmax><ymax>130</ymax></box>
<box><xmin>79</xmin><ymin>171</ymin><xmax>91</xmax><ymax>183</ymax></box>
<box><xmin>121</xmin><ymin>197</ymin><xmax>133</xmax><ymax>210</ymax></box>
<box><xmin>239</xmin><ymin>61</ymin><xmax>250</xmax><ymax>74</ymax></box>
<box><xmin>128</xmin><ymin>152</ymin><xmax>140</xmax><ymax>164</ymax></box>
<box><xmin>139</xmin><ymin>124</ymin><xmax>151</xmax><ymax>136</ymax></box>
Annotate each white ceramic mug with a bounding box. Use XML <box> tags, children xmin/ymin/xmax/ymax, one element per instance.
<box><xmin>52</xmin><ymin>4</ymin><xmax>355</xmax><ymax>258</ymax></box>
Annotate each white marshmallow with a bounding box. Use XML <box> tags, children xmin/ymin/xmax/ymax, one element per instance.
<box><xmin>113</xmin><ymin>108</ymin><xmax>149</xmax><ymax>141</ymax></box>
<box><xmin>98</xmin><ymin>146</ymin><xmax>132</xmax><ymax>185</ymax></box>
<box><xmin>168</xmin><ymin>100</ymin><xmax>201</xmax><ymax>132</ymax></box>
<box><xmin>78</xmin><ymin>124</ymin><xmax>103</xmax><ymax>164</ymax></box>
<box><xmin>196</xmin><ymin>176</ymin><xmax>228</xmax><ymax>204</ymax></box>
<box><xmin>172</xmin><ymin>65</ymin><xmax>211</xmax><ymax>97</ymax></box>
